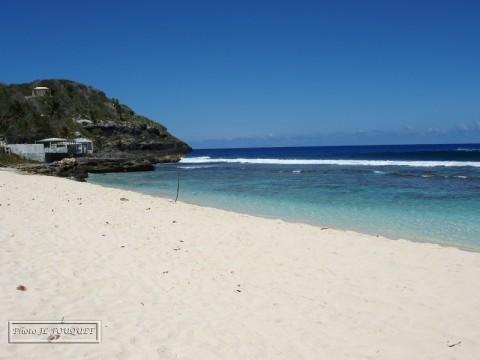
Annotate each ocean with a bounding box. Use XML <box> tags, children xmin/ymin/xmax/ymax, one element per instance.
<box><xmin>89</xmin><ymin>143</ymin><xmax>480</xmax><ymax>250</ymax></box>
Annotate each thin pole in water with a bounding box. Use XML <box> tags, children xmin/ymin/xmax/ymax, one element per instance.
<box><xmin>175</xmin><ymin>172</ymin><xmax>180</xmax><ymax>202</ymax></box>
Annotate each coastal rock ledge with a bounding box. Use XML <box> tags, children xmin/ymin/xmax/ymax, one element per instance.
<box><xmin>18</xmin><ymin>157</ymin><xmax>179</xmax><ymax>181</ymax></box>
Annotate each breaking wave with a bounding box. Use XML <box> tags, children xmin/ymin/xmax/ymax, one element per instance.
<box><xmin>180</xmin><ymin>156</ymin><xmax>480</xmax><ymax>168</ymax></box>
<box><xmin>177</xmin><ymin>165</ymin><xmax>218</xmax><ymax>170</ymax></box>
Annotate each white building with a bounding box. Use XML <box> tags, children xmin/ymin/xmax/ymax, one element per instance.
<box><xmin>37</xmin><ymin>137</ymin><xmax>92</xmax><ymax>155</ymax></box>
<box><xmin>4</xmin><ymin>137</ymin><xmax>94</xmax><ymax>162</ymax></box>
<box><xmin>36</xmin><ymin>138</ymin><xmax>69</xmax><ymax>152</ymax></box>
<box><xmin>32</xmin><ymin>86</ymin><xmax>51</xmax><ymax>97</ymax></box>
<box><xmin>74</xmin><ymin>138</ymin><xmax>94</xmax><ymax>155</ymax></box>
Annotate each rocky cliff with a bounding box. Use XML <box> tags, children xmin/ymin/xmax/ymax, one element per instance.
<box><xmin>0</xmin><ymin>79</ymin><xmax>191</xmax><ymax>177</ymax></box>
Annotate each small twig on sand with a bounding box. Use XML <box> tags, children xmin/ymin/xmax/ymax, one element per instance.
<box><xmin>448</xmin><ymin>341</ymin><xmax>461</xmax><ymax>348</ymax></box>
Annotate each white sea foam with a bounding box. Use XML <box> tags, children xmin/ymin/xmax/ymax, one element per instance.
<box><xmin>180</xmin><ymin>156</ymin><xmax>480</xmax><ymax>168</ymax></box>
<box><xmin>456</xmin><ymin>148</ymin><xmax>480</xmax><ymax>152</ymax></box>
<box><xmin>177</xmin><ymin>165</ymin><xmax>217</xmax><ymax>170</ymax></box>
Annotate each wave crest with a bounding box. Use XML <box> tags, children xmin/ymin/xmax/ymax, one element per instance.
<box><xmin>180</xmin><ymin>156</ymin><xmax>480</xmax><ymax>168</ymax></box>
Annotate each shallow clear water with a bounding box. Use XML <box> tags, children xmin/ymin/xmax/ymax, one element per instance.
<box><xmin>89</xmin><ymin>144</ymin><xmax>480</xmax><ymax>251</ymax></box>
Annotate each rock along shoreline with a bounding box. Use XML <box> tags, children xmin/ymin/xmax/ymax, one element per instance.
<box><xmin>16</xmin><ymin>154</ymin><xmax>182</xmax><ymax>181</ymax></box>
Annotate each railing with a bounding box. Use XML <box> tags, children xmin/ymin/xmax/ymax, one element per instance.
<box><xmin>44</xmin><ymin>146</ymin><xmax>68</xmax><ymax>154</ymax></box>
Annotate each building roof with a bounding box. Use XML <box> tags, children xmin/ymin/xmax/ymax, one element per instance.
<box><xmin>37</xmin><ymin>138</ymin><xmax>68</xmax><ymax>143</ymax></box>
<box><xmin>34</xmin><ymin>86</ymin><xmax>50</xmax><ymax>90</ymax></box>
<box><xmin>75</xmin><ymin>118</ymin><xmax>93</xmax><ymax>124</ymax></box>
<box><xmin>74</xmin><ymin>138</ymin><xmax>93</xmax><ymax>143</ymax></box>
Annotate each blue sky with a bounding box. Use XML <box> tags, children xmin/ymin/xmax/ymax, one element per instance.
<box><xmin>1</xmin><ymin>0</ymin><xmax>479</xmax><ymax>147</ymax></box>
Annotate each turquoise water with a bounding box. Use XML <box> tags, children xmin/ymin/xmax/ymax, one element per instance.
<box><xmin>89</xmin><ymin>144</ymin><xmax>480</xmax><ymax>251</ymax></box>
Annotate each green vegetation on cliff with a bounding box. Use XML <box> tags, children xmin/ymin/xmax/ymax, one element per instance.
<box><xmin>0</xmin><ymin>79</ymin><xmax>191</xmax><ymax>159</ymax></box>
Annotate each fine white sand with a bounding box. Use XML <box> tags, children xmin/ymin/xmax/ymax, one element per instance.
<box><xmin>1</xmin><ymin>169</ymin><xmax>480</xmax><ymax>359</ymax></box>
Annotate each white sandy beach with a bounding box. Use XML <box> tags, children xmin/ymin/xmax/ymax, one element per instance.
<box><xmin>1</xmin><ymin>169</ymin><xmax>480</xmax><ymax>359</ymax></box>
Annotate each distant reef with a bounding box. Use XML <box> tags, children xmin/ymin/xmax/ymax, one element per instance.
<box><xmin>0</xmin><ymin>79</ymin><xmax>191</xmax><ymax>178</ymax></box>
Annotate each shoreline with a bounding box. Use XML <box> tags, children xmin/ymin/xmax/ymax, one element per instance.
<box><xmin>87</xmin><ymin>174</ymin><xmax>480</xmax><ymax>253</ymax></box>
<box><xmin>2</xmin><ymin>170</ymin><xmax>480</xmax><ymax>358</ymax></box>
<box><xmin>7</xmin><ymin>166</ymin><xmax>475</xmax><ymax>254</ymax></box>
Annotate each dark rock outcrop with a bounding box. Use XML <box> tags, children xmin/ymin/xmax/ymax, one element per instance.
<box><xmin>18</xmin><ymin>157</ymin><xmax>167</xmax><ymax>181</ymax></box>
<box><xmin>82</xmin><ymin>120</ymin><xmax>190</xmax><ymax>161</ymax></box>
